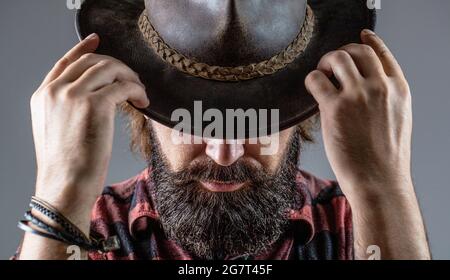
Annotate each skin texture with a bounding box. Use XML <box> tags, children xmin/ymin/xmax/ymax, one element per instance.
<box><xmin>18</xmin><ymin>30</ymin><xmax>430</xmax><ymax>260</ymax></box>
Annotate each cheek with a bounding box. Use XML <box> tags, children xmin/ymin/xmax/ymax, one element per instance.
<box><xmin>244</xmin><ymin>128</ymin><xmax>294</xmax><ymax>173</ymax></box>
<box><xmin>164</xmin><ymin>145</ymin><xmax>200</xmax><ymax>172</ymax></box>
<box><xmin>152</xmin><ymin>121</ymin><xmax>204</xmax><ymax>172</ymax></box>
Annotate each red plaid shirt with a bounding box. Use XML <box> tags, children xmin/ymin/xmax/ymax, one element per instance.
<box><xmin>88</xmin><ymin>167</ymin><xmax>354</xmax><ymax>260</ymax></box>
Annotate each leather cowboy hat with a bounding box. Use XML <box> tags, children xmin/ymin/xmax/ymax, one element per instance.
<box><xmin>76</xmin><ymin>0</ymin><xmax>376</xmax><ymax>138</ymax></box>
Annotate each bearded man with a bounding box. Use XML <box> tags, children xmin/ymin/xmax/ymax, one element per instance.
<box><xmin>16</xmin><ymin>0</ymin><xmax>430</xmax><ymax>260</ymax></box>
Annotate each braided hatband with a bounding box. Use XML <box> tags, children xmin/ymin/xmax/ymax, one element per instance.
<box><xmin>138</xmin><ymin>5</ymin><xmax>315</xmax><ymax>82</ymax></box>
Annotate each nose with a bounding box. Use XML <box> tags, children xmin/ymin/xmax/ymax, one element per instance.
<box><xmin>205</xmin><ymin>139</ymin><xmax>244</xmax><ymax>166</ymax></box>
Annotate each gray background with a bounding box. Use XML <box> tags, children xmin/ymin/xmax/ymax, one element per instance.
<box><xmin>1</xmin><ymin>0</ymin><xmax>449</xmax><ymax>259</ymax></box>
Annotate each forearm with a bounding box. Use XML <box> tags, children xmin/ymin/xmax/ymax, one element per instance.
<box><xmin>346</xmin><ymin>181</ymin><xmax>430</xmax><ymax>260</ymax></box>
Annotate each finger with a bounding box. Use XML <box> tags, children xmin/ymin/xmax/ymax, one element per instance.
<box><xmin>74</xmin><ymin>59</ymin><xmax>143</xmax><ymax>92</ymax></box>
<box><xmin>317</xmin><ymin>50</ymin><xmax>362</xmax><ymax>88</ymax></box>
<box><xmin>63</xmin><ymin>33</ymin><xmax>100</xmax><ymax>64</ymax></box>
<box><xmin>41</xmin><ymin>33</ymin><xmax>99</xmax><ymax>86</ymax></box>
<box><xmin>339</xmin><ymin>43</ymin><xmax>385</xmax><ymax>77</ymax></box>
<box><xmin>96</xmin><ymin>80</ymin><xmax>149</xmax><ymax>109</ymax></box>
<box><xmin>57</xmin><ymin>54</ymin><xmax>136</xmax><ymax>85</ymax></box>
<box><xmin>361</xmin><ymin>29</ymin><xmax>404</xmax><ymax>77</ymax></box>
<box><xmin>305</xmin><ymin>70</ymin><xmax>338</xmax><ymax>105</ymax></box>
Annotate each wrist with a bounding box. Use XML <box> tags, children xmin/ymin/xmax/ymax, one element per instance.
<box><xmin>34</xmin><ymin>184</ymin><xmax>98</xmax><ymax>236</ymax></box>
<box><xmin>337</xmin><ymin>171</ymin><xmax>414</xmax><ymax>200</ymax></box>
<box><xmin>341</xmin><ymin>176</ymin><xmax>416</xmax><ymax>210</ymax></box>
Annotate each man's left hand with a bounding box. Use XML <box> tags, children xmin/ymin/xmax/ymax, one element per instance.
<box><xmin>305</xmin><ymin>30</ymin><xmax>430</xmax><ymax>259</ymax></box>
<box><xmin>305</xmin><ymin>29</ymin><xmax>413</xmax><ymax>201</ymax></box>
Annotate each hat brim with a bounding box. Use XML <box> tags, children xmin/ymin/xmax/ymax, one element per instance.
<box><xmin>76</xmin><ymin>0</ymin><xmax>376</xmax><ymax>138</ymax></box>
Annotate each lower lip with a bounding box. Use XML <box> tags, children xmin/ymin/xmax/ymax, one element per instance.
<box><xmin>200</xmin><ymin>181</ymin><xmax>246</xmax><ymax>192</ymax></box>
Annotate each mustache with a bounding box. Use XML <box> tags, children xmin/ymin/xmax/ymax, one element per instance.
<box><xmin>170</xmin><ymin>157</ymin><xmax>271</xmax><ymax>185</ymax></box>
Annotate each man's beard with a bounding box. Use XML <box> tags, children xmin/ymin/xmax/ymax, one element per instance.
<box><xmin>147</xmin><ymin>127</ymin><xmax>303</xmax><ymax>259</ymax></box>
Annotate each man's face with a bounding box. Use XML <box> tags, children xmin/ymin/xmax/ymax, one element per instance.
<box><xmin>151</xmin><ymin>121</ymin><xmax>295</xmax><ymax>181</ymax></box>
<box><xmin>148</xmin><ymin>121</ymin><xmax>302</xmax><ymax>259</ymax></box>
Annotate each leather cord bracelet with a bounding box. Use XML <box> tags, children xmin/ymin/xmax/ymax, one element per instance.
<box><xmin>29</xmin><ymin>198</ymin><xmax>120</xmax><ymax>251</ymax></box>
<box><xmin>18</xmin><ymin>220</ymin><xmax>67</xmax><ymax>245</ymax></box>
<box><xmin>30</xmin><ymin>197</ymin><xmax>89</xmax><ymax>242</ymax></box>
<box><xmin>18</xmin><ymin>197</ymin><xmax>121</xmax><ymax>253</ymax></box>
<box><xmin>23</xmin><ymin>211</ymin><xmax>97</xmax><ymax>251</ymax></box>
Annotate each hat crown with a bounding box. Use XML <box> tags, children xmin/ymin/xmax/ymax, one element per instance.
<box><xmin>144</xmin><ymin>0</ymin><xmax>308</xmax><ymax>67</ymax></box>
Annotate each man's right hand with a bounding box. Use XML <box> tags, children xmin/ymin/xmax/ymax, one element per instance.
<box><xmin>29</xmin><ymin>33</ymin><xmax>149</xmax><ymax>235</ymax></box>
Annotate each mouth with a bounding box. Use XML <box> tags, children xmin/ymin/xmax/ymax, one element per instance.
<box><xmin>199</xmin><ymin>180</ymin><xmax>247</xmax><ymax>192</ymax></box>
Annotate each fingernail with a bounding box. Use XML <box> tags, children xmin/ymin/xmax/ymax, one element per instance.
<box><xmin>362</xmin><ymin>29</ymin><xmax>375</xmax><ymax>35</ymax></box>
<box><xmin>84</xmin><ymin>33</ymin><xmax>97</xmax><ymax>41</ymax></box>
